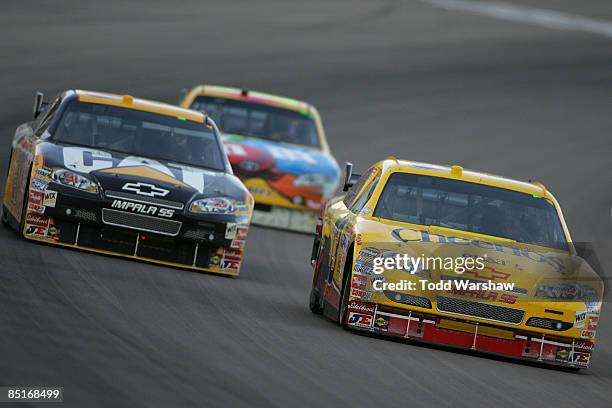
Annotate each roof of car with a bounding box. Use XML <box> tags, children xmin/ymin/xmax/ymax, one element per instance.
<box><xmin>187</xmin><ymin>85</ymin><xmax>313</xmax><ymax>115</ymax></box>
<box><xmin>380</xmin><ymin>158</ymin><xmax>549</xmax><ymax>197</ymax></box>
<box><xmin>75</xmin><ymin>90</ymin><xmax>205</xmax><ymax>123</ymax></box>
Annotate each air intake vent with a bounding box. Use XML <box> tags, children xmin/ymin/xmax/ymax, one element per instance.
<box><xmin>526</xmin><ymin>317</ymin><xmax>572</xmax><ymax>331</ymax></box>
<box><xmin>437</xmin><ymin>296</ymin><xmax>525</xmax><ymax>325</ymax></box>
<box><xmin>102</xmin><ymin>209</ymin><xmax>182</xmax><ymax>236</ymax></box>
<box><xmin>384</xmin><ymin>290</ymin><xmax>432</xmax><ymax>309</ymax></box>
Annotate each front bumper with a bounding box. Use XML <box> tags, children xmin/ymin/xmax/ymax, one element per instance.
<box><xmin>346</xmin><ymin>300</ymin><xmax>594</xmax><ymax>368</ymax></box>
<box><xmin>22</xmin><ymin>185</ymin><xmax>248</xmax><ymax>275</ymax></box>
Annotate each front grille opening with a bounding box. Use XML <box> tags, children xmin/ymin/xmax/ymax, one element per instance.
<box><xmin>437</xmin><ymin>296</ymin><xmax>525</xmax><ymax>325</ymax></box>
<box><xmin>102</xmin><ymin>209</ymin><xmax>182</xmax><ymax>236</ymax></box>
<box><xmin>74</xmin><ymin>209</ymin><xmax>97</xmax><ymax>222</ymax></box>
<box><xmin>182</xmin><ymin>228</ymin><xmax>215</xmax><ymax>241</ymax></box>
<box><xmin>384</xmin><ymin>290</ymin><xmax>432</xmax><ymax>309</ymax></box>
<box><xmin>526</xmin><ymin>317</ymin><xmax>572</xmax><ymax>331</ymax></box>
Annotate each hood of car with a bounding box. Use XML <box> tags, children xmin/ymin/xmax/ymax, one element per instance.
<box><xmin>38</xmin><ymin>142</ymin><xmax>248</xmax><ymax>203</ymax></box>
<box><xmin>221</xmin><ymin>134</ymin><xmax>340</xmax><ymax>210</ymax></box>
<box><xmin>354</xmin><ymin>220</ymin><xmax>603</xmax><ymax>304</ymax></box>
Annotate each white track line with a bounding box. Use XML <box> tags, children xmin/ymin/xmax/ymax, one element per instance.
<box><xmin>423</xmin><ymin>0</ymin><xmax>612</xmax><ymax>39</ymax></box>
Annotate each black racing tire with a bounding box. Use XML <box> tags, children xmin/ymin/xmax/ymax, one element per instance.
<box><xmin>18</xmin><ymin>166</ymin><xmax>32</xmax><ymax>235</ymax></box>
<box><xmin>1</xmin><ymin>205</ymin><xmax>10</xmax><ymax>226</ymax></box>
<box><xmin>1</xmin><ymin>149</ymin><xmax>14</xmax><ymax>227</ymax></box>
<box><xmin>338</xmin><ymin>249</ymin><xmax>354</xmax><ymax>328</ymax></box>
<box><xmin>309</xmin><ymin>288</ymin><xmax>322</xmax><ymax>314</ymax></box>
<box><xmin>338</xmin><ymin>272</ymin><xmax>351</xmax><ymax>328</ymax></box>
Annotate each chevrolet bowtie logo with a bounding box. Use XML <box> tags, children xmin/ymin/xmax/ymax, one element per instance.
<box><xmin>122</xmin><ymin>182</ymin><xmax>170</xmax><ymax>197</ymax></box>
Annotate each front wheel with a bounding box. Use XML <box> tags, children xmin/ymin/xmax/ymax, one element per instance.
<box><xmin>18</xmin><ymin>167</ymin><xmax>32</xmax><ymax>235</ymax></box>
<box><xmin>1</xmin><ymin>205</ymin><xmax>10</xmax><ymax>226</ymax></box>
<box><xmin>309</xmin><ymin>288</ymin><xmax>322</xmax><ymax>314</ymax></box>
<box><xmin>338</xmin><ymin>269</ymin><xmax>351</xmax><ymax>328</ymax></box>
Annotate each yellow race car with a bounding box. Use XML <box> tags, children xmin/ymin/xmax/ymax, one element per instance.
<box><xmin>310</xmin><ymin>158</ymin><xmax>602</xmax><ymax>368</ymax></box>
<box><xmin>179</xmin><ymin>85</ymin><xmax>340</xmax><ymax>233</ymax></box>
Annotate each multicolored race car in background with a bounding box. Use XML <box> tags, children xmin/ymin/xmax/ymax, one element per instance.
<box><xmin>2</xmin><ymin>90</ymin><xmax>253</xmax><ymax>276</ymax></box>
<box><xmin>180</xmin><ymin>85</ymin><xmax>340</xmax><ymax>233</ymax></box>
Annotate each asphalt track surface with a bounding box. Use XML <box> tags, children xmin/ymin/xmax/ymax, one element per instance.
<box><xmin>1</xmin><ymin>1</ymin><xmax>611</xmax><ymax>407</ymax></box>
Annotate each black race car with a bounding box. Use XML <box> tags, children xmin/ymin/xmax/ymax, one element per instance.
<box><xmin>1</xmin><ymin>89</ymin><xmax>253</xmax><ymax>275</ymax></box>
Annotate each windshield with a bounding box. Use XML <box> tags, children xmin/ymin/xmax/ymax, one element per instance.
<box><xmin>374</xmin><ymin>172</ymin><xmax>568</xmax><ymax>250</ymax></box>
<box><xmin>190</xmin><ymin>96</ymin><xmax>320</xmax><ymax>148</ymax></box>
<box><xmin>53</xmin><ymin>101</ymin><xmax>226</xmax><ymax>171</ymax></box>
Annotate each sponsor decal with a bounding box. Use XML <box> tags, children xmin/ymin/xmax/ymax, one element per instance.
<box><xmin>574</xmin><ymin>341</ymin><xmax>594</xmax><ymax>351</ymax></box>
<box><xmin>43</xmin><ymin>190</ymin><xmax>57</xmax><ymax>207</ymax></box>
<box><xmin>581</xmin><ymin>330</ymin><xmax>596</xmax><ymax>339</ymax></box>
<box><xmin>236</xmin><ymin>227</ymin><xmax>248</xmax><ymax>240</ymax></box>
<box><xmin>358</xmin><ymin>247</ymin><xmax>379</xmax><ymax>261</ymax></box>
<box><xmin>585</xmin><ymin>302</ymin><xmax>600</xmax><ymax>315</ymax></box>
<box><xmin>26</xmin><ymin>213</ymin><xmax>49</xmax><ymax>227</ymax></box>
<box><xmin>225</xmin><ymin>223</ymin><xmax>237</xmax><ymax>239</ymax></box>
<box><xmin>31</xmin><ymin>177</ymin><xmax>48</xmax><ymax>191</ymax></box>
<box><xmin>351</xmin><ymin>274</ymin><xmax>366</xmax><ymax>290</ymax></box>
<box><xmin>223</xmin><ymin>248</ymin><xmax>242</xmax><ymax>261</ymax></box>
<box><xmin>347</xmin><ymin>312</ymin><xmax>373</xmax><ymax>328</ymax></box>
<box><xmin>555</xmin><ymin>348</ymin><xmax>570</xmax><ymax>362</ymax></box>
<box><xmin>27</xmin><ymin>202</ymin><xmax>45</xmax><ymax>214</ymax></box>
<box><xmin>47</xmin><ymin>224</ymin><xmax>60</xmax><ymax>241</ymax></box>
<box><xmin>110</xmin><ymin>200</ymin><xmax>174</xmax><ymax>218</ymax></box>
<box><xmin>350</xmin><ymin>287</ymin><xmax>372</xmax><ymax>301</ymax></box>
<box><xmin>354</xmin><ymin>260</ymin><xmax>373</xmax><ymax>276</ymax></box>
<box><xmin>122</xmin><ymin>182</ymin><xmax>169</xmax><ymax>197</ymax></box>
<box><xmin>25</xmin><ymin>224</ymin><xmax>47</xmax><ymax>237</ymax></box>
<box><xmin>575</xmin><ymin>311</ymin><xmax>587</xmax><ymax>328</ymax></box>
<box><xmin>231</xmin><ymin>239</ymin><xmax>245</xmax><ymax>250</ymax></box>
<box><xmin>29</xmin><ymin>190</ymin><xmax>43</xmax><ymax>205</ymax></box>
<box><xmin>36</xmin><ymin>166</ymin><xmax>53</xmax><ymax>179</ymax></box>
<box><xmin>586</xmin><ymin>315</ymin><xmax>599</xmax><ymax>331</ymax></box>
<box><xmin>374</xmin><ymin>315</ymin><xmax>389</xmax><ymax>331</ymax></box>
<box><xmin>347</xmin><ymin>300</ymin><xmax>375</xmax><ymax>314</ymax></box>
<box><xmin>569</xmin><ymin>351</ymin><xmax>591</xmax><ymax>366</ymax></box>
<box><xmin>222</xmin><ymin>259</ymin><xmax>240</xmax><ymax>271</ymax></box>
<box><xmin>208</xmin><ymin>253</ymin><xmax>222</xmax><ymax>268</ymax></box>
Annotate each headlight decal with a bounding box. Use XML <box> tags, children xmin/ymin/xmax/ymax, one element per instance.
<box><xmin>190</xmin><ymin>197</ymin><xmax>237</xmax><ymax>215</ymax></box>
<box><xmin>52</xmin><ymin>169</ymin><xmax>99</xmax><ymax>194</ymax></box>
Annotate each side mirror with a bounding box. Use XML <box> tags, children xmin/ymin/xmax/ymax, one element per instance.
<box><xmin>33</xmin><ymin>91</ymin><xmax>44</xmax><ymax>118</ymax></box>
<box><xmin>342</xmin><ymin>162</ymin><xmax>360</xmax><ymax>191</ymax></box>
<box><xmin>179</xmin><ymin>88</ymin><xmax>188</xmax><ymax>104</ymax></box>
